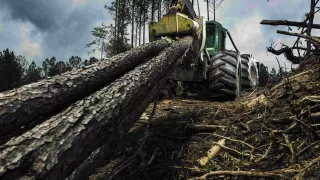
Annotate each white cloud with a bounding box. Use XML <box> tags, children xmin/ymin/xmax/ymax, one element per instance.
<box><xmin>226</xmin><ymin>13</ymin><xmax>265</xmax><ymax>53</ymax></box>
<box><xmin>18</xmin><ymin>38</ymin><xmax>43</xmax><ymax>58</ymax></box>
<box><xmin>72</xmin><ymin>0</ymin><xmax>87</xmax><ymax>5</ymax></box>
<box><xmin>19</xmin><ymin>26</ymin><xmax>30</xmax><ymax>38</ymax></box>
<box><xmin>223</xmin><ymin>12</ymin><xmax>281</xmax><ymax>70</ymax></box>
<box><xmin>72</xmin><ymin>0</ymin><xmax>109</xmax><ymax>6</ymax></box>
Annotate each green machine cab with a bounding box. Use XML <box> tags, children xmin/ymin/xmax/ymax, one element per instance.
<box><xmin>205</xmin><ymin>21</ymin><xmax>227</xmax><ymax>55</ymax></box>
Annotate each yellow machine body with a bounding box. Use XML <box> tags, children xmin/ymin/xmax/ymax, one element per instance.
<box><xmin>149</xmin><ymin>12</ymin><xmax>199</xmax><ymax>37</ymax></box>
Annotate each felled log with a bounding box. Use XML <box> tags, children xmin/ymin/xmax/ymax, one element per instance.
<box><xmin>0</xmin><ymin>37</ymin><xmax>193</xmax><ymax>180</ymax></box>
<box><xmin>66</xmin><ymin>84</ymin><xmax>160</xmax><ymax>180</ymax></box>
<box><xmin>260</xmin><ymin>20</ymin><xmax>320</xmax><ymax>29</ymax></box>
<box><xmin>0</xmin><ymin>39</ymin><xmax>172</xmax><ymax>145</ymax></box>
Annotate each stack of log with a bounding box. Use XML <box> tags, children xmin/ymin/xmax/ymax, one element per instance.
<box><xmin>0</xmin><ymin>37</ymin><xmax>194</xmax><ymax>179</ymax></box>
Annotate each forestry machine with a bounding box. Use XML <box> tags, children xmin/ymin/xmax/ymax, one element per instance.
<box><xmin>149</xmin><ymin>0</ymin><xmax>259</xmax><ymax>100</ymax></box>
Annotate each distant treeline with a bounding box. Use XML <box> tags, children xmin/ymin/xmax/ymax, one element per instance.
<box><xmin>0</xmin><ymin>48</ymin><xmax>99</xmax><ymax>92</ymax></box>
<box><xmin>0</xmin><ymin>48</ymin><xmax>283</xmax><ymax>93</ymax></box>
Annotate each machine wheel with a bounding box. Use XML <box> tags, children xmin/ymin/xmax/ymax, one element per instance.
<box><xmin>240</xmin><ymin>54</ymin><xmax>259</xmax><ymax>90</ymax></box>
<box><xmin>207</xmin><ymin>50</ymin><xmax>241</xmax><ymax>100</ymax></box>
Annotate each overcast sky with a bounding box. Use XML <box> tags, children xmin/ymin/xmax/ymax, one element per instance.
<box><xmin>0</xmin><ymin>0</ymin><xmax>319</xmax><ymax>71</ymax></box>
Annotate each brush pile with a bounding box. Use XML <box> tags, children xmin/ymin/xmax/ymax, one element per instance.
<box><xmin>90</xmin><ymin>56</ymin><xmax>320</xmax><ymax>180</ymax></box>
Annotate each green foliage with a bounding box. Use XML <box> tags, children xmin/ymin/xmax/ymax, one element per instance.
<box><xmin>69</xmin><ymin>56</ymin><xmax>82</xmax><ymax>68</ymax></box>
<box><xmin>269</xmin><ymin>67</ymin><xmax>281</xmax><ymax>85</ymax></box>
<box><xmin>86</xmin><ymin>23</ymin><xmax>109</xmax><ymax>58</ymax></box>
<box><xmin>42</xmin><ymin>57</ymin><xmax>71</xmax><ymax>77</ymax></box>
<box><xmin>23</xmin><ymin>61</ymin><xmax>43</xmax><ymax>83</ymax></box>
<box><xmin>270</xmin><ymin>67</ymin><xmax>277</xmax><ymax>76</ymax></box>
<box><xmin>84</xmin><ymin>57</ymin><xmax>99</xmax><ymax>66</ymax></box>
<box><xmin>258</xmin><ymin>63</ymin><xmax>269</xmax><ymax>87</ymax></box>
<box><xmin>15</xmin><ymin>55</ymin><xmax>28</xmax><ymax>76</ymax></box>
<box><xmin>0</xmin><ymin>49</ymin><xmax>24</xmax><ymax>91</ymax></box>
<box><xmin>104</xmin><ymin>24</ymin><xmax>131</xmax><ymax>57</ymax></box>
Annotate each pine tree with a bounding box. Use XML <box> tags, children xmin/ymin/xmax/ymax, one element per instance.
<box><xmin>0</xmin><ymin>49</ymin><xmax>24</xmax><ymax>92</ymax></box>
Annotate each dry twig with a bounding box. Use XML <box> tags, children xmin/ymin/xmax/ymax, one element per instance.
<box><xmin>211</xmin><ymin>134</ymin><xmax>255</xmax><ymax>149</ymax></box>
<box><xmin>198</xmin><ymin>139</ymin><xmax>225</xmax><ymax>167</ymax></box>
<box><xmin>292</xmin><ymin>155</ymin><xmax>320</xmax><ymax>180</ymax></box>
<box><xmin>214</xmin><ymin>142</ymin><xmax>251</xmax><ymax>157</ymax></box>
<box><xmin>296</xmin><ymin>140</ymin><xmax>320</xmax><ymax>157</ymax></box>
<box><xmin>283</xmin><ymin>134</ymin><xmax>295</xmax><ymax>162</ymax></box>
<box><xmin>188</xmin><ymin>170</ymin><xmax>290</xmax><ymax>180</ymax></box>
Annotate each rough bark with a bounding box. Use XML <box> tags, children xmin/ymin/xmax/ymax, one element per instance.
<box><xmin>260</xmin><ymin>20</ymin><xmax>320</xmax><ymax>29</ymax></box>
<box><xmin>115</xmin><ymin>0</ymin><xmax>118</xmax><ymax>53</ymax></box>
<box><xmin>143</xmin><ymin>0</ymin><xmax>146</xmax><ymax>44</ymax></box>
<box><xmin>0</xmin><ymin>39</ymin><xmax>172</xmax><ymax>145</ymax></box>
<box><xmin>139</xmin><ymin>12</ymin><xmax>142</xmax><ymax>46</ymax></box>
<box><xmin>158</xmin><ymin>1</ymin><xmax>161</xmax><ymax>21</ymax></box>
<box><xmin>131</xmin><ymin>0</ymin><xmax>135</xmax><ymax>48</ymax></box>
<box><xmin>151</xmin><ymin>0</ymin><xmax>155</xmax><ymax>22</ymax></box>
<box><xmin>0</xmin><ymin>37</ymin><xmax>193</xmax><ymax>180</ymax></box>
<box><xmin>66</xmin><ymin>86</ymin><xmax>159</xmax><ymax>180</ymax></box>
<box><xmin>66</xmin><ymin>63</ymin><xmax>178</xmax><ymax>180</ymax></box>
<box><xmin>135</xmin><ymin>16</ymin><xmax>138</xmax><ymax>47</ymax></box>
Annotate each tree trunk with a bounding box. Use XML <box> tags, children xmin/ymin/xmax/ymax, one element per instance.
<box><xmin>143</xmin><ymin>0</ymin><xmax>146</xmax><ymax>44</ymax></box>
<box><xmin>0</xmin><ymin>39</ymin><xmax>172</xmax><ymax>145</ymax></box>
<box><xmin>0</xmin><ymin>37</ymin><xmax>193</xmax><ymax>180</ymax></box>
<box><xmin>66</xmin><ymin>74</ymin><xmax>164</xmax><ymax>180</ymax></box>
<box><xmin>139</xmin><ymin>12</ymin><xmax>142</xmax><ymax>46</ymax></box>
<box><xmin>307</xmin><ymin>0</ymin><xmax>316</xmax><ymax>56</ymax></box>
<box><xmin>213</xmin><ymin>0</ymin><xmax>216</xmax><ymax>20</ymax></box>
<box><xmin>135</xmin><ymin>16</ymin><xmax>138</xmax><ymax>47</ymax></box>
<box><xmin>131</xmin><ymin>0</ymin><xmax>135</xmax><ymax>48</ymax></box>
<box><xmin>260</xmin><ymin>19</ymin><xmax>320</xmax><ymax>29</ymax></box>
<box><xmin>207</xmin><ymin>0</ymin><xmax>209</xmax><ymax>21</ymax></box>
<box><xmin>151</xmin><ymin>0</ymin><xmax>155</xmax><ymax>22</ymax></box>
<box><xmin>120</xmin><ymin>0</ymin><xmax>125</xmax><ymax>49</ymax></box>
<box><xmin>158</xmin><ymin>1</ymin><xmax>161</xmax><ymax>21</ymax></box>
<box><xmin>115</xmin><ymin>0</ymin><xmax>118</xmax><ymax>53</ymax></box>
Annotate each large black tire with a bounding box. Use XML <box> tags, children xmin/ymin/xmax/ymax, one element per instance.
<box><xmin>240</xmin><ymin>54</ymin><xmax>259</xmax><ymax>90</ymax></box>
<box><xmin>207</xmin><ymin>50</ymin><xmax>242</xmax><ymax>100</ymax></box>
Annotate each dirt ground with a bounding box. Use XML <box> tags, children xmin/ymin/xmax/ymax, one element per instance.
<box><xmin>90</xmin><ymin>57</ymin><xmax>320</xmax><ymax>180</ymax></box>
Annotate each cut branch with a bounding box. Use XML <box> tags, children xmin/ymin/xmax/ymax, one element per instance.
<box><xmin>277</xmin><ymin>30</ymin><xmax>320</xmax><ymax>45</ymax></box>
<box><xmin>293</xmin><ymin>156</ymin><xmax>320</xmax><ymax>180</ymax></box>
<box><xmin>185</xmin><ymin>124</ymin><xmax>226</xmax><ymax>132</ymax></box>
<box><xmin>260</xmin><ymin>19</ymin><xmax>320</xmax><ymax>29</ymax></box>
<box><xmin>267</xmin><ymin>46</ymin><xmax>302</xmax><ymax>64</ymax></box>
<box><xmin>198</xmin><ymin>139</ymin><xmax>225</xmax><ymax>167</ymax></box>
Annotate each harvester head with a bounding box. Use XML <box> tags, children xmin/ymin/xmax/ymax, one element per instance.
<box><xmin>148</xmin><ymin>0</ymin><xmax>206</xmax><ymax>56</ymax></box>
